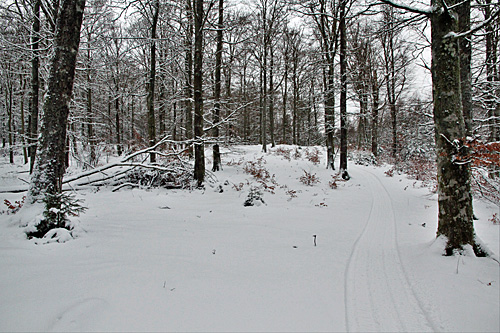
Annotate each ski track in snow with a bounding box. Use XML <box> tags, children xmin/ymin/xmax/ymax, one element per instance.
<box><xmin>344</xmin><ymin>167</ymin><xmax>435</xmax><ymax>332</ymax></box>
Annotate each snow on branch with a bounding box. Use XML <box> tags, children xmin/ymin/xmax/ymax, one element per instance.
<box><xmin>444</xmin><ymin>4</ymin><xmax>500</xmax><ymax>39</ymax></box>
<box><xmin>377</xmin><ymin>0</ymin><xmax>433</xmax><ymax>16</ymax></box>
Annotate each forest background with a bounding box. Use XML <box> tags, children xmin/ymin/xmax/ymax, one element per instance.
<box><xmin>0</xmin><ymin>0</ymin><xmax>499</xmax><ymax>245</ymax></box>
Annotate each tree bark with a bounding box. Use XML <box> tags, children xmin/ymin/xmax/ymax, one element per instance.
<box><xmin>371</xmin><ymin>68</ymin><xmax>379</xmax><ymax>157</ymax></box>
<box><xmin>484</xmin><ymin>0</ymin><xmax>499</xmax><ymax>142</ymax></box>
<box><xmin>262</xmin><ymin>25</ymin><xmax>268</xmax><ymax>152</ymax></box>
<box><xmin>28</xmin><ymin>0</ymin><xmax>86</xmax><ymax>202</ymax></box>
<box><xmin>212</xmin><ymin>0</ymin><xmax>223</xmax><ymax>172</ymax></box>
<box><xmin>282</xmin><ymin>43</ymin><xmax>288</xmax><ymax>144</ymax></box>
<box><xmin>193</xmin><ymin>0</ymin><xmax>205</xmax><ymax>186</ymax></box>
<box><xmin>147</xmin><ymin>0</ymin><xmax>159</xmax><ymax>163</ymax></box>
<box><xmin>431</xmin><ymin>0</ymin><xmax>475</xmax><ymax>253</ymax></box>
<box><xmin>185</xmin><ymin>0</ymin><xmax>194</xmax><ymax>142</ymax></box>
<box><xmin>269</xmin><ymin>46</ymin><xmax>275</xmax><ymax>148</ymax></box>
<box><xmin>339</xmin><ymin>0</ymin><xmax>348</xmax><ymax>174</ymax></box>
<box><xmin>29</xmin><ymin>0</ymin><xmax>41</xmax><ymax>173</ymax></box>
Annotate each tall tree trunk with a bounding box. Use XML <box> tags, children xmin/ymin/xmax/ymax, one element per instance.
<box><xmin>262</xmin><ymin>41</ymin><xmax>268</xmax><ymax>152</ymax></box>
<box><xmin>20</xmin><ymin>75</ymin><xmax>28</xmax><ymax>164</ymax></box>
<box><xmin>29</xmin><ymin>0</ymin><xmax>41</xmax><ymax>173</ymax></box>
<box><xmin>383</xmin><ymin>6</ymin><xmax>398</xmax><ymax>160</ymax></box>
<box><xmin>371</xmin><ymin>68</ymin><xmax>379</xmax><ymax>157</ymax></box>
<box><xmin>185</xmin><ymin>0</ymin><xmax>193</xmax><ymax>143</ymax></box>
<box><xmin>7</xmin><ymin>82</ymin><xmax>14</xmax><ymax>164</ymax></box>
<box><xmin>282</xmin><ymin>53</ymin><xmax>288</xmax><ymax>144</ymax></box>
<box><xmin>147</xmin><ymin>0</ymin><xmax>159</xmax><ymax>163</ymax></box>
<box><xmin>158</xmin><ymin>49</ymin><xmax>166</xmax><ymax>137</ymax></box>
<box><xmin>28</xmin><ymin>0</ymin><xmax>86</xmax><ymax>202</ymax></box>
<box><xmin>212</xmin><ymin>0</ymin><xmax>223</xmax><ymax>172</ymax></box>
<box><xmin>431</xmin><ymin>0</ymin><xmax>475</xmax><ymax>254</ymax></box>
<box><xmin>269</xmin><ymin>46</ymin><xmax>275</xmax><ymax>148</ymax></box>
<box><xmin>292</xmin><ymin>52</ymin><xmax>297</xmax><ymax>145</ymax></box>
<box><xmin>87</xmin><ymin>82</ymin><xmax>96</xmax><ymax>167</ymax></box>
<box><xmin>193</xmin><ymin>0</ymin><xmax>205</xmax><ymax>185</ymax></box>
<box><xmin>485</xmin><ymin>0</ymin><xmax>499</xmax><ymax>142</ymax></box>
<box><xmin>115</xmin><ymin>97</ymin><xmax>122</xmax><ymax>156</ymax></box>
<box><xmin>339</xmin><ymin>0</ymin><xmax>348</xmax><ymax>175</ymax></box>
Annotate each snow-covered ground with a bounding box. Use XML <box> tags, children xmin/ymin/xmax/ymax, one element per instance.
<box><xmin>0</xmin><ymin>145</ymin><xmax>498</xmax><ymax>332</ymax></box>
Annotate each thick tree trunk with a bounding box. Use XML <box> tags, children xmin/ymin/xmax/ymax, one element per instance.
<box><xmin>28</xmin><ymin>0</ymin><xmax>86</xmax><ymax>202</ymax></box>
<box><xmin>193</xmin><ymin>0</ymin><xmax>205</xmax><ymax>186</ymax></box>
<box><xmin>431</xmin><ymin>0</ymin><xmax>475</xmax><ymax>254</ymax></box>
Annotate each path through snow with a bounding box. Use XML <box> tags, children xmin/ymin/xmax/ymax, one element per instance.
<box><xmin>345</xmin><ymin>167</ymin><xmax>435</xmax><ymax>332</ymax></box>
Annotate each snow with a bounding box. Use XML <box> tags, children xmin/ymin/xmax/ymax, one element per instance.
<box><xmin>0</xmin><ymin>145</ymin><xmax>498</xmax><ymax>332</ymax></box>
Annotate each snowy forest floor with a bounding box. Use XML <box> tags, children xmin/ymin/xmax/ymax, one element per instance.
<box><xmin>0</xmin><ymin>145</ymin><xmax>499</xmax><ymax>332</ymax></box>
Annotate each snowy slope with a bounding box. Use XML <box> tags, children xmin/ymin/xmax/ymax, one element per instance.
<box><xmin>0</xmin><ymin>145</ymin><xmax>498</xmax><ymax>332</ymax></box>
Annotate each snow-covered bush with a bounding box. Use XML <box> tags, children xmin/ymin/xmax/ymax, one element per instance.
<box><xmin>26</xmin><ymin>192</ymin><xmax>86</xmax><ymax>239</ymax></box>
<box><xmin>244</xmin><ymin>187</ymin><xmax>265</xmax><ymax>207</ymax></box>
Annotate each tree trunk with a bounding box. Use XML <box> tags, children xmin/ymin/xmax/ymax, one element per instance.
<box><xmin>371</xmin><ymin>68</ymin><xmax>379</xmax><ymax>157</ymax></box>
<box><xmin>282</xmin><ymin>51</ymin><xmax>288</xmax><ymax>144</ymax></box>
<box><xmin>20</xmin><ymin>75</ymin><xmax>28</xmax><ymax>164</ymax></box>
<box><xmin>87</xmin><ymin>83</ymin><xmax>96</xmax><ymax>167</ymax></box>
<box><xmin>115</xmin><ymin>97</ymin><xmax>122</xmax><ymax>156</ymax></box>
<box><xmin>29</xmin><ymin>0</ymin><xmax>41</xmax><ymax>173</ymax></box>
<box><xmin>383</xmin><ymin>6</ymin><xmax>398</xmax><ymax>160</ymax></box>
<box><xmin>7</xmin><ymin>82</ymin><xmax>13</xmax><ymax>164</ymax></box>
<box><xmin>431</xmin><ymin>0</ymin><xmax>475</xmax><ymax>254</ymax></box>
<box><xmin>339</xmin><ymin>0</ymin><xmax>348</xmax><ymax>176</ymax></box>
<box><xmin>292</xmin><ymin>50</ymin><xmax>297</xmax><ymax>145</ymax></box>
<box><xmin>269</xmin><ymin>46</ymin><xmax>275</xmax><ymax>148</ymax></box>
<box><xmin>212</xmin><ymin>0</ymin><xmax>223</xmax><ymax>172</ymax></box>
<box><xmin>485</xmin><ymin>0</ymin><xmax>499</xmax><ymax>142</ymax></box>
<box><xmin>28</xmin><ymin>0</ymin><xmax>86</xmax><ymax>202</ymax></box>
<box><xmin>185</xmin><ymin>0</ymin><xmax>193</xmax><ymax>143</ymax></box>
<box><xmin>147</xmin><ymin>0</ymin><xmax>159</xmax><ymax>163</ymax></box>
<box><xmin>262</xmin><ymin>40</ymin><xmax>268</xmax><ymax>152</ymax></box>
<box><xmin>193</xmin><ymin>0</ymin><xmax>205</xmax><ymax>186</ymax></box>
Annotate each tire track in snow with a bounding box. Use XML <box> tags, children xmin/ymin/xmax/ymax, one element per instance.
<box><xmin>344</xmin><ymin>167</ymin><xmax>434</xmax><ymax>332</ymax></box>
